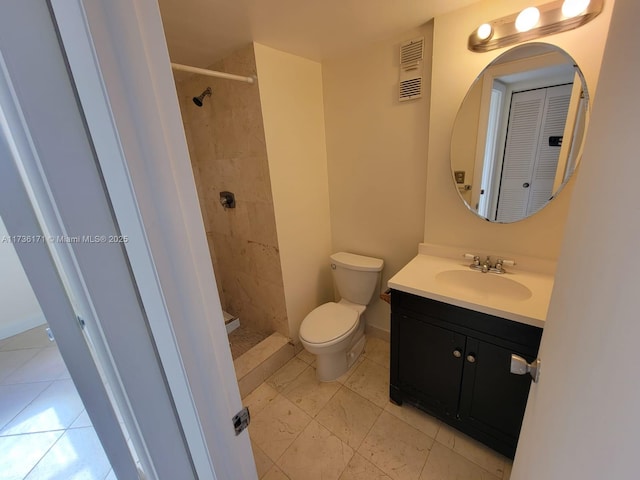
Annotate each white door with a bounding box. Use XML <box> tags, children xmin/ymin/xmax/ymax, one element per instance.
<box><xmin>0</xmin><ymin>2</ymin><xmax>197</xmax><ymax>478</ymax></box>
<box><xmin>1</xmin><ymin>0</ymin><xmax>255</xmax><ymax>478</ymax></box>
<box><xmin>496</xmin><ymin>84</ymin><xmax>572</xmax><ymax>222</ymax></box>
<box><xmin>527</xmin><ymin>84</ymin><xmax>573</xmax><ymax>214</ymax></box>
<box><xmin>0</xmin><ymin>104</ymin><xmax>140</xmax><ymax>478</ymax></box>
<box><xmin>512</xmin><ymin>1</ymin><xmax>640</xmax><ymax>478</ymax></box>
<box><xmin>48</xmin><ymin>0</ymin><xmax>256</xmax><ymax>478</ymax></box>
<box><xmin>0</xmin><ymin>126</ymin><xmax>142</xmax><ymax>480</ymax></box>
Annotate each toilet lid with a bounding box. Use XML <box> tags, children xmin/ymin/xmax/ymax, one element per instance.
<box><xmin>299</xmin><ymin>303</ymin><xmax>359</xmax><ymax>344</ymax></box>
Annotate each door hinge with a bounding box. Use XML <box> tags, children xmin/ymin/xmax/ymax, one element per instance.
<box><xmin>77</xmin><ymin>316</ymin><xmax>86</xmax><ymax>329</ymax></box>
<box><xmin>232</xmin><ymin>406</ymin><xmax>250</xmax><ymax>435</ymax></box>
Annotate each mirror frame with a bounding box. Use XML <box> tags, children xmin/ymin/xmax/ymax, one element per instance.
<box><xmin>450</xmin><ymin>43</ymin><xmax>590</xmax><ymax>223</ymax></box>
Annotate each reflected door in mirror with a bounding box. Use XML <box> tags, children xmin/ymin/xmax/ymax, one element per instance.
<box><xmin>495</xmin><ymin>83</ymin><xmax>572</xmax><ymax>222</ymax></box>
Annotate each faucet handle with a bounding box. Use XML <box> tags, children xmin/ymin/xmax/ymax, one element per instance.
<box><xmin>494</xmin><ymin>258</ymin><xmax>516</xmax><ymax>273</ymax></box>
<box><xmin>463</xmin><ymin>253</ymin><xmax>480</xmax><ymax>266</ymax></box>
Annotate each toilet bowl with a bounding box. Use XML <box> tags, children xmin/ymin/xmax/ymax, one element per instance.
<box><xmin>299</xmin><ymin>252</ymin><xmax>383</xmax><ymax>382</ymax></box>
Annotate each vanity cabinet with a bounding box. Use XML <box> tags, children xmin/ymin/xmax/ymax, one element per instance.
<box><xmin>389</xmin><ymin>289</ymin><xmax>542</xmax><ymax>458</ymax></box>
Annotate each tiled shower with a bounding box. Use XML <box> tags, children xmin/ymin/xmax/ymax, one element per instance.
<box><xmin>175</xmin><ymin>44</ymin><xmax>289</xmax><ymax>357</ymax></box>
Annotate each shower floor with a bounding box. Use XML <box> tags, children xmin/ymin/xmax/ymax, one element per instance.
<box><xmin>228</xmin><ymin>325</ymin><xmax>270</xmax><ymax>359</ymax></box>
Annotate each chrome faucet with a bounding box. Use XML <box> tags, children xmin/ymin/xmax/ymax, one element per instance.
<box><xmin>481</xmin><ymin>256</ymin><xmax>492</xmax><ymax>273</ymax></box>
<box><xmin>464</xmin><ymin>254</ymin><xmax>515</xmax><ymax>274</ymax></box>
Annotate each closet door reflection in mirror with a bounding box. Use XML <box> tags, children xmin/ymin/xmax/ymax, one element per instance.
<box><xmin>450</xmin><ymin>43</ymin><xmax>589</xmax><ymax>223</ymax></box>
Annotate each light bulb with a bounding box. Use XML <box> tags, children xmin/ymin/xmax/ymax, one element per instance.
<box><xmin>477</xmin><ymin>23</ymin><xmax>493</xmax><ymax>40</ymax></box>
<box><xmin>562</xmin><ymin>0</ymin><xmax>590</xmax><ymax>17</ymax></box>
<box><xmin>515</xmin><ymin>7</ymin><xmax>540</xmax><ymax>32</ymax></box>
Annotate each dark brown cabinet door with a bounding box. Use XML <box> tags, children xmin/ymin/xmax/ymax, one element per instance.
<box><xmin>395</xmin><ymin>313</ymin><xmax>467</xmax><ymax>418</ymax></box>
<box><xmin>459</xmin><ymin>337</ymin><xmax>535</xmax><ymax>453</ymax></box>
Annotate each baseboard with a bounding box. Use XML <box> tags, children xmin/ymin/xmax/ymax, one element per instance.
<box><xmin>365</xmin><ymin>323</ymin><xmax>390</xmax><ymax>342</ymax></box>
<box><xmin>0</xmin><ymin>313</ymin><xmax>47</xmax><ymax>341</ymax></box>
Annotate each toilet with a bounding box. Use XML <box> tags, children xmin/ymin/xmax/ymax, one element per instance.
<box><xmin>299</xmin><ymin>252</ymin><xmax>384</xmax><ymax>382</ymax></box>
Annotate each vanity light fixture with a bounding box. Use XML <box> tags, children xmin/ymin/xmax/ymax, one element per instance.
<box><xmin>468</xmin><ymin>0</ymin><xmax>603</xmax><ymax>52</ymax></box>
<box><xmin>476</xmin><ymin>23</ymin><xmax>493</xmax><ymax>41</ymax></box>
<box><xmin>515</xmin><ymin>7</ymin><xmax>541</xmax><ymax>32</ymax></box>
<box><xmin>562</xmin><ymin>0</ymin><xmax>591</xmax><ymax>17</ymax></box>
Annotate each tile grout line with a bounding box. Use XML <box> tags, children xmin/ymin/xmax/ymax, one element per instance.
<box><xmin>67</xmin><ymin>408</ymin><xmax>88</xmax><ymax>430</ymax></box>
<box><xmin>0</xmin><ymin>428</ymin><xmax>67</xmax><ymax>438</ymax></box>
<box><xmin>276</xmin><ymin>362</ymin><xmax>343</xmax><ymax>441</ymax></box>
<box><xmin>0</xmin><ymin>346</ymin><xmax>45</xmax><ymax>384</ymax></box>
<box><xmin>345</xmin><ymin>385</ymin><xmax>384</xmax><ymax>470</ymax></box>
<box><xmin>0</xmin><ymin>329</ymin><xmax>105</xmax><ymax>479</ymax></box>
<box><xmin>20</xmin><ymin>429</ymin><xmax>66</xmax><ymax>480</ymax></box>
<box><xmin>432</xmin><ymin>434</ymin><xmax>508</xmax><ymax>479</ymax></box>
<box><xmin>0</xmin><ymin>380</ymin><xmax>56</xmax><ymax>436</ymax></box>
<box><xmin>417</xmin><ymin>440</ymin><xmax>434</xmax><ymax>480</ymax></box>
<box><xmin>268</xmin><ymin>360</ymin><xmax>357</xmax><ymax>478</ymax></box>
<box><xmin>366</xmin><ymin>342</ymin><xmax>509</xmax><ymax>479</ymax></box>
<box><xmin>267</xmin><ymin>393</ymin><xmax>312</xmax><ymax>469</ymax></box>
<box><xmin>329</xmin><ymin>351</ymin><xmax>404</xmax><ymax>478</ymax></box>
<box><xmin>368</xmin><ymin>408</ymin><xmax>439</xmax><ymax>478</ymax></box>
<box><xmin>356</xmin><ymin>345</ymin><xmax>438</xmax><ymax>479</ymax></box>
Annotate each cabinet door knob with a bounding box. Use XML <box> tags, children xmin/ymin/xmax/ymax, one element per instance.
<box><xmin>466</xmin><ymin>354</ymin><xmax>476</xmax><ymax>363</ymax></box>
<box><xmin>453</xmin><ymin>349</ymin><xmax>462</xmax><ymax>358</ymax></box>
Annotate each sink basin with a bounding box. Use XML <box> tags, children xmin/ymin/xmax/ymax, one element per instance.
<box><xmin>435</xmin><ymin>270</ymin><xmax>533</xmax><ymax>302</ymax></box>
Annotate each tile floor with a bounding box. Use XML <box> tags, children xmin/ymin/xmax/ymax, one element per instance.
<box><xmin>1</xmin><ymin>327</ymin><xmax>514</xmax><ymax>480</ymax></box>
<box><xmin>0</xmin><ymin>326</ymin><xmax>114</xmax><ymax>480</ymax></box>
<box><xmin>246</xmin><ymin>337</ymin><xmax>513</xmax><ymax>480</ymax></box>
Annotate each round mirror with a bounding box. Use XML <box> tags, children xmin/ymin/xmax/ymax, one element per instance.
<box><xmin>450</xmin><ymin>43</ymin><xmax>589</xmax><ymax>223</ymax></box>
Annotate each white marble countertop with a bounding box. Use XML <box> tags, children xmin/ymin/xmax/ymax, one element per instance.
<box><xmin>387</xmin><ymin>244</ymin><xmax>556</xmax><ymax>329</ymax></box>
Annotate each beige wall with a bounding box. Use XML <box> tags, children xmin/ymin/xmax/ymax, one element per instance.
<box><xmin>253</xmin><ymin>43</ymin><xmax>334</xmax><ymax>343</ymax></box>
<box><xmin>176</xmin><ymin>45</ymin><xmax>288</xmax><ymax>337</ymax></box>
<box><xmin>426</xmin><ymin>0</ymin><xmax>614</xmax><ymax>260</ymax></box>
<box><xmin>323</xmin><ymin>23</ymin><xmax>433</xmax><ymax>331</ymax></box>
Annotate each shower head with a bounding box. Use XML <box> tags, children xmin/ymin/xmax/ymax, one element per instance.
<box><xmin>193</xmin><ymin>87</ymin><xmax>212</xmax><ymax>107</ymax></box>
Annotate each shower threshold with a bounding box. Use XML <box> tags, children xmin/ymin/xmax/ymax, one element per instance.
<box><xmin>232</xmin><ymin>331</ymin><xmax>296</xmax><ymax>397</ymax></box>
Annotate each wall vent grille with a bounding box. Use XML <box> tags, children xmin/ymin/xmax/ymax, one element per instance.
<box><xmin>399</xmin><ymin>37</ymin><xmax>424</xmax><ymax>101</ymax></box>
<box><xmin>400</xmin><ymin>78</ymin><xmax>423</xmax><ymax>100</ymax></box>
<box><xmin>400</xmin><ymin>38</ymin><xmax>424</xmax><ymax>67</ymax></box>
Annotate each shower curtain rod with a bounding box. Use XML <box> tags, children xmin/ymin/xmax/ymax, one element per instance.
<box><xmin>171</xmin><ymin>63</ymin><xmax>255</xmax><ymax>84</ymax></box>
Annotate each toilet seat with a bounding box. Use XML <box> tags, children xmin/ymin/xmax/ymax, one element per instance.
<box><xmin>299</xmin><ymin>302</ymin><xmax>359</xmax><ymax>346</ymax></box>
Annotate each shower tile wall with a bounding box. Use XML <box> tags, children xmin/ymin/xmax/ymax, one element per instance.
<box><xmin>176</xmin><ymin>44</ymin><xmax>289</xmax><ymax>338</ymax></box>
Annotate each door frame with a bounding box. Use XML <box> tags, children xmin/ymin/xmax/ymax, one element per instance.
<box><xmin>47</xmin><ymin>0</ymin><xmax>255</xmax><ymax>478</ymax></box>
<box><xmin>1</xmin><ymin>0</ymin><xmax>255</xmax><ymax>478</ymax></box>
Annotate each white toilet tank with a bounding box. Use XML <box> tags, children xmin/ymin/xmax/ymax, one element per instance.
<box><xmin>330</xmin><ymin>252</ymin><xmax>384</xmax><ymax>305</ymax></box>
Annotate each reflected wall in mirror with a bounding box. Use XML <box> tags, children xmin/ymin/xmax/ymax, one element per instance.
<box><xmin>451</xmin><ymin>43</ymin><xmax>589</xmax><ymax>223</ymax></box>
